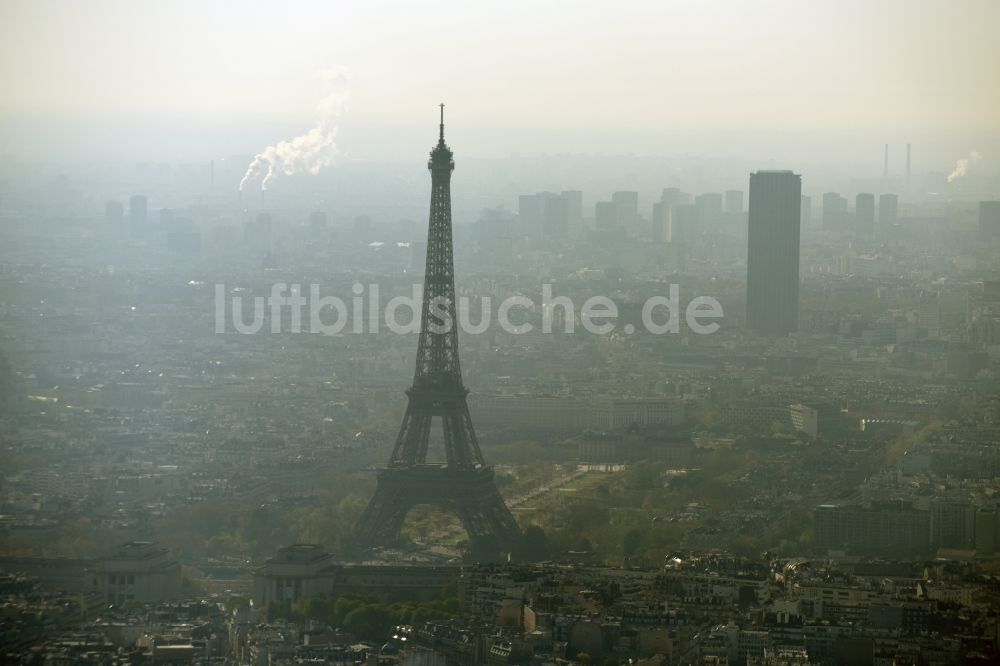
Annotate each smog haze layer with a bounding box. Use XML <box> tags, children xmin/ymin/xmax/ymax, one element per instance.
<box><xmin>1</xmin><ymin>0</ymin><xmax>999</xmax><ymax>168</ymax></box>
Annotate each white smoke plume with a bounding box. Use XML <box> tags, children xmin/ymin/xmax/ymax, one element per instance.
<box><xmin>947</xmin><ymin>150</ymin><xmax>981</xmax><ymax>183</ymax></box>
<box><xmin>239</xmin><ymin>65</ymin><xmax>351</xmax><ymax>191</ymax></box>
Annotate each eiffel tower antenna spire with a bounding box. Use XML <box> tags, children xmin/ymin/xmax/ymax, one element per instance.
<box><xmin>356</xmin><ymin>107</ymin><xmax>520</xmax><ymax>559</ymax></box>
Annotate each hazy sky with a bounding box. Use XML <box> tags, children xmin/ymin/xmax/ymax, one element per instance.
<box><xmin>2</xmin><ymin>0</ymin><xmax>999</xmax><ymax>168</ymax></box>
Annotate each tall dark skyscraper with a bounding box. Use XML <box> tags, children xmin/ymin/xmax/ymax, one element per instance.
<box><xmin>821</xmin><ymin>192</ymin><xmax>847</xmax><ymax>232</ymax></box>
<box><xmin>520</xmin><ymin>191</ymin><xmax>577</xmax><ymax>238</ymax></box>
<box><xmin>561</xmin><ymin>190</ymin><xmax>583</xmax><ymax>235</ymax></box>
<box><xmin>657</xmin><ymin>188</ymin><xmax>690</xmax><ymax>241</ymax></box>
<box><xmin>670</xmin><ymin>204</ymin><xmax>699</xmax><ymax>244</ymax></box>
<box><xmin>595</xmin><ymin>201</ymin><xmax>617</xmax><ymax>232</ymax></box>
<box><xmin>746</xmin><ymin>170</ymin><xmax>801</xmax><ymax>336</ymax></box>
<box><xmin>855</xmin><ymin>193</ymin><xmax>875</xmax><ymax>237</ymax></box>
<box><xmin>356</xmin><ymin>107</ymin><xmax>519</xmax><ymax>558</ymax></box>
<box><xmin>660</xmin><ymin>187</ymin><xmax>689</xmax><ymax>208</ymax></box>
<box><xmin>651</xmin><ymin>202</ymin><xmax>668</xmax><ymax>242</ymax></box>
<box><xmin>518</xmin><ymin>193</ymin><xmax>542</xmax><ymax>235</ymax></box>
<box><xmin>695</xmin><ymin>192</ymin><xmax>723</xmax><ymax>226</ymax></box>
<box><xmin>879</xmin><ymin>193</ymin><xmax>898</xmax><ymax>227</ymax></box>
<box><xmin>612</xmin><ymin>190</ymin><xmax>639</xmax><ymax>235</ymax></box>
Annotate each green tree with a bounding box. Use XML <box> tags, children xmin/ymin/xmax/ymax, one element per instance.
<box><xmin>343</xmin><ymin>604</ymin><xmax>392</xmax><ymax>641</ymax></box>
<box><xmin>732</xmin><ymin>535</ymin><xmax>761</xmax><ymax>561</ymax></box>
<box><xmin>333</xmin><ymin>596</ymin><xmax>364</xmax><ymax>625</ymax></box>
<box><xmin>622</xmin><ymin>528</ymin><xmax>643</xmax><ymax>558</ymax></box>
<box><xmin>511</xmin><ymin>525</ymin><xmax>550</xmax><ymax>562</ymax></box>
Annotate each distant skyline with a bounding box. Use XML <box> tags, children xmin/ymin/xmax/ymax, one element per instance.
<box><xmin>2</xmin><ymin>0</ymin><xmax>999</xmax><ymax>172</ymax></box>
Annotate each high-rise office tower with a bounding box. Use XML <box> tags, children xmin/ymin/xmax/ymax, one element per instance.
<box><xmin>541</xmin><ymin>192</ymin><xmax>569</xmax><ymax>238</ymax></box>
<box><xmin>879</xmin><ymin>194</ymin><xmax>898</xmax><ymax>227</ymax></box>
<box><xmin>660</xmin><ymin>187</ymin><xmax>689</xmax><ymax>208</ymax></box>
<box><xmin>981</xmin><ymin>201</ymin><xmax>1000</xmax><ymax>243</ymax></box>
<box><xmin>612</xmin><ymin>191</ymin><xmax>639</xmax><ymax>235</ymax></box>
<box><xmin>518</xmin><ymin>193</ymin><xmax>542</xmax><ymax>236</ymax></box>
<box><xmin>670</xmin><ymin>204</ymin><xmax>699</xmax><ymax>244</ymax></box>
<box><xmin>129</xmin><ymin>195</ymin><xmax>148</xmax><ymax>236</ymax></box>
<box><xmin>855</xmin><ymin>193</ymin><xmax>875</xmax><ymax>237</ymax></box>
<box><xmin>747</xmin><ymin>171</ymin><xmax>802</xmax><ymax>336</ymax></box>
<box><xmin>561</xmin><ymin>190</ymin><xmax>583</xmax><ymax>235</ymax></box>
<box><xmin>657</xmin><ymin>188</ymin><xmax>689</xmax><ymax>239</ymax></box>
<box><xmin>521</xmin><ymin>191</ymin><xmax>578</xmax><ymax>238</ymax></box>
<box><xmin>595</xmin><ymin>201</ymin><xmax>617</xmax><ymax>232</ymax></box>
<box><xmin>695</xmin><ymin>192</ymin><xmax>723</xmax><ymax>227</ymax></box>
<box><xmin>651</xmin><ymin>202</ymin><xmax>668</xmax><ymax>242</ymax></box>
<box><xmin>822</xmin><ymin>192</ymin><xmax>846</xmax><ymax>232</ymax></box>
<box><xmin>725</xmin><ymin>190</ymin><xmax>744</xmax><ymax>215</ymax></box>
<box><xmin>475</xmin><ymin>206</ymin><xmax>513</xmax><ymax>241</ymax></box>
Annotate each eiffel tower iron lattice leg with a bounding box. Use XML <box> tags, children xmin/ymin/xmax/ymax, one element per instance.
<box><xmin>355</xmin><ymin>105</ymin><xmax>520</xmax><ymax>557</ymax></box>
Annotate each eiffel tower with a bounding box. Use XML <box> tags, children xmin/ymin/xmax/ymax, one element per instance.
<box><xmin>356</xmin><ymin>105</ymin><xmax>520</xmax><ymax>558</ymax></box>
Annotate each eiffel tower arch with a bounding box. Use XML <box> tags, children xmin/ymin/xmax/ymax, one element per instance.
<box><xmin>356</xmin><ymin>106</ymin><xmax>520</xmax><ymax>558</ymax></box>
